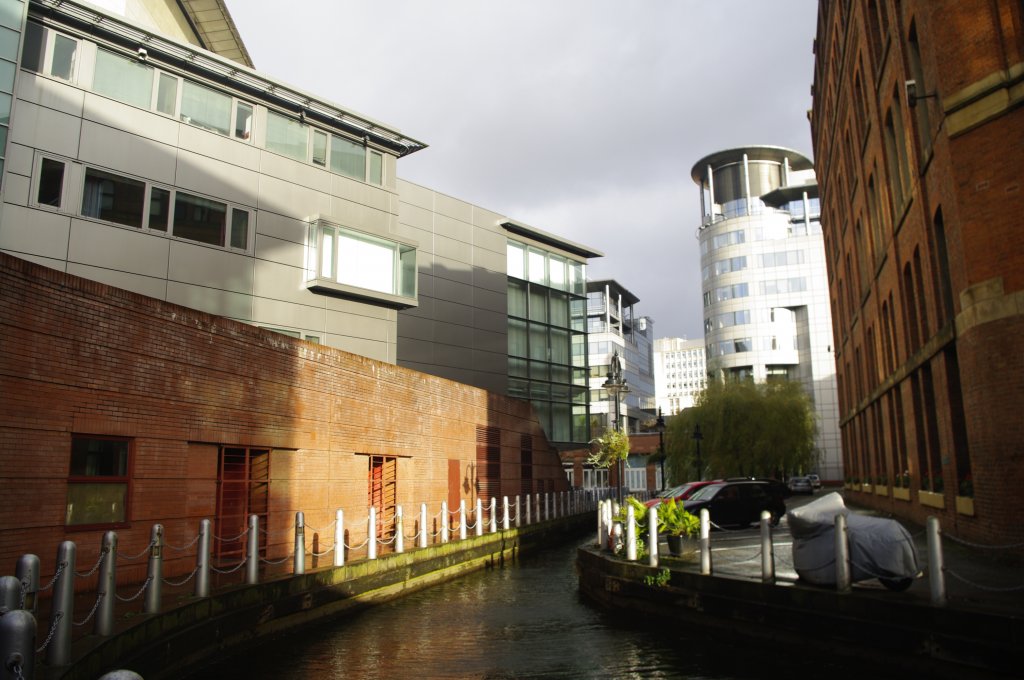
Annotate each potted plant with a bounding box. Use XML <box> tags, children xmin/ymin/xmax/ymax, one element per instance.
<box><xmin>656</xmin><ymin>498</ymin><xmax>700</xmax><ymax>558</ymax></box>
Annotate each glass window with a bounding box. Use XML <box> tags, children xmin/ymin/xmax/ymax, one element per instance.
<box><xmin>548</xmin><ymin>255</ymin><xmax>567</xmax><ymax>291</ymax></box>
<box><xmin>148</xmin><ymin>187</ymin><xmax>169</xmax><ymax>231</ymax></box>
<box><xmin>156</xmin><ymin>73</ymin><xmax>178</xmax><ymax>115</ymax></box>
<box><xmin>266</xmin><ymin>110</ymin><xmax>307</xmax><ymax>161</ymax></box>
<box><xmin>528</xmin><ymin>248</ymin><xmax>546</xmax><ymax>285</ymax></box>
<box><xmin>507</xmin><ymin>241</ymin><xmax>525</xmax><ymax>279</ymax></box>
<box><xmin>337</xmin><ymin>230</ymin><xmax>396</xmax><ymax>294</ymax></box>
<box><xmin>180</xmin><ymin>80</ymin><xmax>231</xmax><ymax>135</ymax></box>
<box><xmin>81</xmin><ymin>168</ymin><xmax>145</xmax><ymax>228</ymax></box>
<box><xmin>20</xmin><ymin>21</ymin><xmax>42</xmax><ymax>72</ymax></box>
<box><xmin>399</xmin><ymin>245</ymin><xmax>417</xmax><ymax>298</ymax></box>
<box><xmin>330</xmin><ymin>134</ymin><xmax>365</xmax><ymax>179</ymax></box>
<box><xmin>174</xmin><ymin>192</ymin><xmax>226</xmax><ymax>246</ymax></box>
<box><xmin>369</xmin><ymin>150</ymin><xmax>383</xmax><ymax>184</ymax></box>
<box><xmin>321</xmin><ymin>226</ymin><xmax>335</xmax><ymax>279</ymax></box>
<box><xmin>51</xmin><ymin>34</ymin><xmax>76</xmax><ymax>80</ymax></box>
<box><xmin>230</xmin><ymin>208</ymin><xmax>249</xmax><ymax>250</ymax></box>
<box><xmin>508</xmin><ymin>279</ymin><xmax>527</xmax><ymax>317</ymax></box>
<box><xmin>312</xmin><ymin>130</ymin><xmax>328</xmax><ymax>166</ymax></box>
<box><xmin>66</xmin><ymin>436</ymin><xmax>129</xmax><ymax>526</ymax></box>
<box><xmin>93</xmin><ymin>49</ymin><xmax>153</xmax><ymax>109</ymax></box>
<box><xmin>234</xmin><ymin>102</ymin><xmax>253</xmax><ymax>140</ymax></box>
<box><xmin>37</xmin><ymin>157</ymin><xmax>65</xmax><ymax>207</ymax></box>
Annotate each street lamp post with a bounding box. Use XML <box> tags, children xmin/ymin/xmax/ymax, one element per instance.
<box><xmin>655</xmin><ymin>408</ymin><xmax>666</xmax><ymax>490</ymax></box>
<box><xmin>603</xmin><ymin>350</ymin><xmax>630</xmax><ymax>504</ymax></box>
<box><xmin>692</xmin><ymin>423</ymin><xmax>704</xmax><ymax>481</ymax></box>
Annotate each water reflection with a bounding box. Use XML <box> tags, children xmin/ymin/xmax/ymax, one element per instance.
<box><xmin>186</xmin><ymin>540</ymin><xmax>851</xmax><ymax>679</ymax></box>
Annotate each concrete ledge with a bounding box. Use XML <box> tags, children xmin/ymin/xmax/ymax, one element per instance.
<box><xmin>577</xmin><ymin>545</ymin><xmax>1022</xmax><ymax>678</ymax></box>
<box><xmin>48</xmin><ymin>516</ymin><xmax>591</xmax><ymax>679</ymax></box>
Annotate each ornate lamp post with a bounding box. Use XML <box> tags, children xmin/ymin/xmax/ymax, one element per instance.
<box><xmin>603</xmin><ymin>350</ymin><xmax>630</xmax><ymax>504</ymax></box>
<box><xmin>692</xmin><ymin>423</ymin><xmax>704</xmax><ymax>481</ymax></box>
<box><xmin>655</xmin><ymin>408</ymin><xmax>666</xmax><ymax>490</ymax></box>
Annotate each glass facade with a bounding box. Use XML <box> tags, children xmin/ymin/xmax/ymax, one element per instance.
<box><xmin>507</xmin><ymin>240</ymin><xmax>589</xmax><ymax>445</ymax></box>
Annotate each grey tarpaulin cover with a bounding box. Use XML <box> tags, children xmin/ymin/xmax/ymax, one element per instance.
<box><xmin>787</xmin><ymin>492</ymin><xmax>919</xmax><ymax>585</ymax></box>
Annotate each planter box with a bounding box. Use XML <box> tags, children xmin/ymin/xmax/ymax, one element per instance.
<box><xmin>874</xmin><ymin>485</ymin><xmax>890</xmax><ymax>496</ymax></box>
<box><xmin>892</xmin><ymin>487</ymin><xmax>911</xmax><ymax>501</ymax></box>
<box><xmin>919</xmin><ymin>490</ymin><xmax>945</xmax><ymax>509</ymax></box>
<box><xmin>956</xmin><ymin>495</ymin><xmax>975</xmax><ymax>516</ymax></box>
<box><xmin>665</xmin><ymin>534</ymin><xmax>699</xmax><ymax>561</ymax></box>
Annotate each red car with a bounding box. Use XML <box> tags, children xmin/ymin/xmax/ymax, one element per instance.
<box><xmin>645</xmin><ymin>480</ymin><xmax>721</xmax><ymax>507</ymax></box>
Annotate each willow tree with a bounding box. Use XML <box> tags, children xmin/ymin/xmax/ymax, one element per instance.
<box><xmin>665</xmin><ymin>379</ymin><xmax>817</xmax><ymax>482</ymax></box>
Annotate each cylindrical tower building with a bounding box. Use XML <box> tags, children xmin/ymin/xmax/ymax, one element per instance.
<box><xmin>691</xmin><ymin>145</ymin><xmax>841</xmax><ymax>481</ymax></box>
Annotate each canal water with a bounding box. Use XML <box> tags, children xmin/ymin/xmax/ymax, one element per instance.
<box><xmin>186</xmin><ymin>539</ymin><xmax>854</xmax><ymax>679</ymax></box>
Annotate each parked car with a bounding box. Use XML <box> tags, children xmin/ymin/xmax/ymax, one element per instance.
<box><xmin>787</xmin><ymin>476</ymin><xmax>814</xmax><ymax>494</ymax></box>
<box><xmin>787</xmin><ymin>492</ymin><xmax>919</xmax><ymax>591</ymax></box>
<box><xmin>644</xmin><ymin>480</ymin><xmax>720</xmax><ymax>508</ymax></box>
<box><xmin>683</xmin><ymin>479</ymin><xmax>786</xmax><ymax>527</ymax></box>
<box><xmin>806</xmin><ymin>473</ymin><xmax>822</xmax><ymax>490</ymax></box>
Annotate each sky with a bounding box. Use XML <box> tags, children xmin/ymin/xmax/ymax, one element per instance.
<box><xmin>224</xmin><ymin>0</ymin><xmax>819</xmax><ymax>340</ymax></box>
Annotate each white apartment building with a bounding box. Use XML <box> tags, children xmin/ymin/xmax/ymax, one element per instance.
<box><xmin>691</xmin><ymin>145</ymin><xmax>842</xmax><ymax>481</ymax></box>
<box><xmin>653</xmin><ymin>337</ymin><xmax>707</xmax><ymax>415</ymax></box>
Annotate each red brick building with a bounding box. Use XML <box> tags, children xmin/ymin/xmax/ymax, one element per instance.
<box><xmin>810</xmin><ymin>0</ymin><xmax>1024</xmax><ymax>544</ymax></box>
<box><xmin>0</xmin><ymin>254</ymin><xmax>568</xmax><ymax>581</ymax></box>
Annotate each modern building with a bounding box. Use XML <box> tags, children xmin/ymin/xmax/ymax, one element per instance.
<box><xmin>0</xmin><ymin>0</ymin><xmax>602</xmax><ymax>450</ymax></box>
<box><xmin>810</xmin><ymin>0</ymin><xmax>1024</xmax><ymax>546</ymax></box>
<box><xmin>0</xmin><ymin>0</ymin><xmax>593</xmax><ymax>572</ymax></box>
<box><xmin>653</xmin><ymin>337</ymin><xmax>707</xmax><ymax>415</ymax></box>
<box><xmin>691</xmin><ymin>146</ymin><xmax>841</xmax><ymax>481</ymax></box>
<box><xmin>583</xmin><ymin>279</ymin><xmax>656</xmax><ymax>493</ymax></box>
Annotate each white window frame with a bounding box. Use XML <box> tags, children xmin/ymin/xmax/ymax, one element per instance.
<box><xmin>22</xmin><ymin>22</ymin><xmax>82</xmax><ymax>83</ymax></box>
<box><xmin>30</xmin><ymin>152</ymin><xmax>79</xmax><ymax>213</ymax></box>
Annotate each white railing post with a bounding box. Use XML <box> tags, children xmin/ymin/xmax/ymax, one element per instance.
<box><xmin>460</xmin><ymin>500</ymin><xmax>467</xmax><ymax>540</ymax></box>
<box><xmin>419</xmin><ymin>503</ymin><xmax>428</xmax><ymax>549</ymax></box>
<box><xmin>700</xmin><ymin>508</ymin><xmax>712</xmax><ymax>575</ymax></box>
<box><xmin>597</xmin><ymin>500</ymin><xmax>605</xmax><ymax>548</ymax></box>
<box><xmin>835</xmin><ymin>513</ymin><xmax>851</xmax><ymax>593</ymax></box>
<box><xmin>395</xmin><ymin>505</ymin><xmax>404</xmax><ymax>554</ymax></box>
<box><xmin>647</xmin><ymin>506</ymin><xmax>659</xmax><ymax>567</ymax></box>
<box><xmin>246</xmin><ymin>515</ymin><xmax>259</xmax><ymax>585</ymax></box>
<box><xmin>334</xmin><ymin>509</ymin><xmax>345</xmax><ymax>567</ymax></box>
<box><xmin>476</xmin><ymin>499</ymin><xmax>484</xmax><ymax>537</ymax></box>
<box><xmin>759</xmin><ymin>510</ymin><xmax>774</xmax><ymax>584</ymax></box>
<box><xmin>526</xmin><ymin>493</ymin><xmax>532</xmax><ymax>525</ymax></box>
<box><xmin>441</xmin><ymin>501</ymin><xmax>450</xmax><ymax>543</ymax></box>
<box><xmin>368</xmin><ymin>507</ymin><xmax>377</xmax><ymax>560</ymax></box>
<box><xmin>927</xmin><ymin>516</ymin><xmax>947</xmax><ymax>606</ymax></box>
<box><xmin>502</xmin><ymin>496</ymin><xmax>510</xmax><ymax>531</ymax></box>
<box><xmin>196</xmin><ymin>519</ymin><xmax>211</xmax><ymax>597</ymax></box>
<box><xmin>294</xmin><ymin>511</ymin><xmax>306</xmax><ymax>575</ymax></box>
<box><xmin>626</xmin><ymin>503</ymin><xmax>637</xmax><ymax>561</ymax></box>
<box><xmin>489</xmin><ymin>497</ymin><xmax>497</xmax><ymax>533</ymax></box>
<box><xmin>515</xmin><ymin>495</ymin><xmax>521</xmax><ymax>528</ymax></box>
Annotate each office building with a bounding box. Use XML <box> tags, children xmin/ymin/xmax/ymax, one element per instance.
<box><xmin>691</xmin><ymin>145</ymin><xmax>841</xmax><ymax>481</ymax></box>
<box><xmin>653</xmin><ymin>337</ymin><xmax>707</xmax><ymax>415</ymax></box>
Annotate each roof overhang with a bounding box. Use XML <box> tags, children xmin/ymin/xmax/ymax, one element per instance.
<box><xmin>501</xmin><ymin>220</ymin><xmax>604</xmax><ymax>260</ymax></box>
<box><xmin>177</xmin><ymin>0</ymin><xmax>253</xmax><ymax>68</ymax></box>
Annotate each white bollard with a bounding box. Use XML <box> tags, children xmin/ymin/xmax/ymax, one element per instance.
<box><xmin>246</xmin><ymin>515</ymin><xmax>259</xmax><ymax>585</ymax></box>
<box><xmin>419</xmin><ymin>503</ymin><xmax>428</xmax><ymax>549</ymax></box>
<box><xmin>626</xmin><ymin>503</ymin><xmax>637</xmax><ymax>561</ymax></box>
<box><xmin>395</xmin><ymin>505</ymin><xmax>404</xmax><ymax>554</ymax></box>
<box><xmin>535</xmin><ymin>493</ymin><xmax>541</xmax><ymax>523</ymax></box>
<box><xmin>441</xmin><ymin>501</ymin><xmax>450</xmax><ymax>543</ymax></box>
<box><xmin>460</xmin><ymin>500</ymin><xmax>467</xmax><ymax>540</ymax></box>
<box><xmin>927</xmin><ymin>516</ymin><xmax>947</xmax><ymax>606</ymax></box>
<box><xmin>503</xmin><ymin>497</ymin><xmax>510</xmax><ymax>531</ymax></box>
<box><xmin>515</xmin><ymin>495</ymin><xmax>521</xmax><ymax>528</ymax></box>
<box><xmin>490</xmin><ymin>497</ymin><xmax>497</xmax><ymax>533</ymax></box>
<box><xmin>294</xmin><ymin>512</ymin><xmax>306</xmax><ymax>575</ymax></box>
<box><xmin>526</xmin><ymin>493</ymin><xmax>532</xmax><ymax>525</ymax></box>
<box><xmin>476</xmin><ymin>498</ymin><xmax>484</xmax><ymax>537</ymax></box>
<box><xmin>759</xmin><ymin>510</ymin><xmax>774</xmax><ymax>584</ymax></box>
<box><xmin>368</xmin><ymin>507</ymin><xmax>377</xmax><ymax>560</ymax></box>
<box><xmin>700</xmin><ymin>508</ymin><xmax>712</xmax><ymax>575</ymax></box>
<box><xmin>648</xmin><ymin>506</ymin><xmax>659</xmax><ymax>567</ymax></box>
<box><xmin>597</xmin><ymin>500</ymin><xmax>605</xmax><ymax>548</ymax></box>
<box><xmin>334</xmin><ymin>509</ymin><xmax>345</xmax><ymax>567</ymax></box>
<box><xmin>544</xmin><ymin>493</ymin><xmax>550</xmax><ymax>521</ymax></box>
<box><xmin>834</xmin><ymin>513</ymin><xmax>851</xmax><ymax>593</ymax></box>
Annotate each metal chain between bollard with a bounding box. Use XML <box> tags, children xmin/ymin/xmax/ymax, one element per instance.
<box><xmin>118</xmin><ymin>540</ymin><xmax>156</xmax><ymax>561</ymax></box>
<box><xmin>35</xmin><ymin>611</ymin><xmax>63</xmax><ymax>653</ymax></box>
<box><xmin>345</xmin><ymin>537</ymin><xmax>369</xmax><ymax>551</ymax></box>
<box><xmin>945</xmin><ymin>569</ymin><xmax>1024</xmax><ymax>592</ymax></box>
<box><xmin>214</xmin><ymin>528</ymin><xmax>249</xmax><ymax>543</ymax></box>
<box><xmin>377</xmin><ymin>534</ymin><xmax>397</xmax><ymax>546</ymax></box>
<box><xmin>114</xmin><ymin>576</ymin><xmax>152</xmax><ymax>603</ymax></box>
<box><xmin>311</xmin><ymin>545</ymin><xmax>334</xmax><ymax>557</ymax></box>
<box><xmin>38</xmin><ymin>561</ymin><xmax>66</xmax><ymax>592</ymax></box>
<box><xmin>303</xmin><ymin>518</ymin><xmax>336</xmax><ymax>534</ymax></box>
<box><xmin>72</xmin><ymin>592</ymin><xmax>105</xmax><ymax>627</ymax></box>
<box><xmin>164</xmin><ymin>532</ymin><xmax>202</xmax><ymax>552</ymax></box>
<box><xmin>10</xmin><ymin>661</ymin><xmax>25</xmax><ymax>680</ymax></box>
<box><xmin>209</xmin><ymin>559</ymin><xmax>247</xmax><ymax>575</ymax></box>
<box><xmin>74</xmin><ymin>547</ymin><xmax>109</xmax><ymax>578</ymax></box>
<box><xmin>162</xmin><ymin>566</ymin><xmax>200</xmax><ymax>588</ymax></box>
<box><xmin>259</xmin><ymin>554</ymin><xmax>291</xmax><ymax>565</ymax></box>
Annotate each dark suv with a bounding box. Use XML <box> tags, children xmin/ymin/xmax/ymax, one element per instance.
<box><xmin>683</xmin><ymin>479</ymin><xmax>786</xmax><ymax>527</ymax></box>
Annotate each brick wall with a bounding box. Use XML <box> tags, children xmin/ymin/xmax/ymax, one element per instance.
<box><xmin>0</xmin><ymin>253</ymin><xmax>567</xmax><ymax>580</ymax></box>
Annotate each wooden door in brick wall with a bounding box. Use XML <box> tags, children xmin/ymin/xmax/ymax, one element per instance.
<box><xmin>214</xmin><ymin>447</ymin><xmax>269</xmax><ymax>560</ymax></box>
<box><xmin>475</xmin><ymin>426</ymin><xmax>501</xmax><ymax>505</ymax></box>
<box><xmin>369</xmin><ymin>456</ymin><xmax>397</xmax><ymax>542</ymax></box>
<box><xmin>447</xmin><ymin>459</ymin><xmax>461</xmax><ymax>528</ymax></box>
